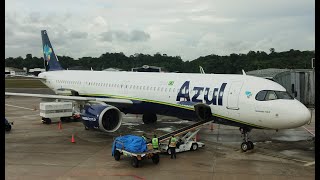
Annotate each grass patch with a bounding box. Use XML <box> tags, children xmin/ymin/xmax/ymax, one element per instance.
<box><xmin>5</xmin><ymin>79</ymin><xmax>48</xmax><ymax>88</ymax></box>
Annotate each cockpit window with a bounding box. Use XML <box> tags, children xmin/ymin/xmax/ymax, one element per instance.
<box><xmin>255</xmin><ymin>90</ymin><xmax>267</xmax><ymax>101</ymax></box>
<box><xmin>265</xmin><ymin>91</ymin><xmax>277</xmax><ymax>100</ymax></box>
<box><xmin>255</xmin><ymin>90</ymin><xmax>294</xmax><ymax>101</ymax></box>
<box><xmin>275</xmin><ymin>91</ymin><xmax>294</xmax><ymax>99</ymax></box>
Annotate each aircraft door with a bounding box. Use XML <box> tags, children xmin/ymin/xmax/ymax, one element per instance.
<box><xmin>227</xmin><ymin>81</ymin><xmax>244</xmax><ymax>110</ymax></box>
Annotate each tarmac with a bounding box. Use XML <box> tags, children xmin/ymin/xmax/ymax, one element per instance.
<box><xmin>5</xmin><ymin>88</ymin><xmax>315</xmax><ymax>180</ymax></box>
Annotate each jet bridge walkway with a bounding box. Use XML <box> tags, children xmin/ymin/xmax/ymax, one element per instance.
<box><xmin>158</xmin><ymin>119</ymin><xmax>212</xmax><ymax>142</ymax></box>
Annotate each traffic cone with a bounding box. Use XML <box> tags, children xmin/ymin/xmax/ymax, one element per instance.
<box><xmin>71</xmin><ymin>134</ymin><xmax>76</xmax><ymax>143</ymax></box>
<box><xmin>210</xmin><ymin>123</ymin><xmax>214</xmax><ymax>131</ymax></box>
<box><xmin>58</xmin><ymin>121</ymin><xmax>62</xmax><ymax>130</ymax></box>
<box><xmin>196</xmin><ymin>133</ymin><xmax>200</xmax><ymax>141</ymax></box>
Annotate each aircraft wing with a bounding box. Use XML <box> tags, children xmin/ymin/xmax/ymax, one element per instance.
<box><xmin>5</xmin><ymin>92</ymin><xmax>133</xmax><ymax>105</ymax></box>
<box><xmin>6</xmin><ymin>74</ymin><xmax>45</xmax><ymax>80</ymax></box>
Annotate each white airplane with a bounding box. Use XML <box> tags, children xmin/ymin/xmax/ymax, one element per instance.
<box><xmin>5</xmin><ymin>30</ymin><xmax>311</xmax><ymax>152</ymax></box>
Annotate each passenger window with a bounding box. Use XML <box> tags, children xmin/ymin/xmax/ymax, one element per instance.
<box><xmin>255</xmin><ymin>90</ymin><xmax>268</xmax><ymax>101</ymax></box>
<box><xmin>265</xmin><ymin>91</ymin><xmax>277</xmax><ymax>100</ymax></box>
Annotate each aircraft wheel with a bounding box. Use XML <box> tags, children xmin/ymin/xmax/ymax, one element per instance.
<box><xmin>247</xmin><ymin>141</ymin><xmax>254</xmax><ymax>150</ymax></box>
<box><xmin>167</xmin><ymin>148</ymin><xmax>171</xmax><ymax>155</ymax></box>
<box><xmin>5</xmin><ymin>125</ymin><xmax>12</xmax><ymax>131</ymax></box>
<box><xmin>191</xmin><ymin>143</ymin><xmax>198</xmax><ymax>151</ymax></box>
<box><xmin>152</xmin><ymin>154</ymin><xmax>160</xmax><ymax>164</ymax></box>
<box><xmin>241</xmin><ymin>142</ymin><xmax>249</xmax><ymax>152</ymax></box>
<box><xmin>84</xmin><ymin>126</ymin><xmax>89</xmax><ymax>130</ymax></box>
<box><xmin>60</xmin><ymin>117</ymin><xmax>69</xmax><ymax>122</ymax></box>
<box><xmin>46</xmin><ymin>119</ymin><xmax>52</xmax><ymax>124</ymax></box>
<box><xmin>114</xmin><ymin>150</ymin><xmax>121</xmax><ymax>161</ymax></box>
<box><xmin>42</xmin><ymin>118</ymin><xmax>52</xmax><ymax>124</ymax></box>
<box><xmin>131</xmin><ymin>157</ymin><xmax>140</xmax><ymax>168</ymax></box>
<box><xmin>142</xmin><ymin>113</ymin><xmax>157</xmax><ymax>124</ymax></box>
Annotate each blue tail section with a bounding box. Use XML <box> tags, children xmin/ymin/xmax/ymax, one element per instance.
<box><xmin>41</xmin><ymin>30</ymin><xmax>64</xmax><ymax>71</ymax></box>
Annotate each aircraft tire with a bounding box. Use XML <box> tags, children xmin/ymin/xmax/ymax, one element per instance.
<box><xmin>191</xmin><ymin>143</ymin><xmax>198</xmax><ymax>151</ymax></box>
<box><xmin>5</xmin><ymin>125</ymin><xmax>12</xmax><ymax>131</ymax></box>
<box><xmin>114</xmin><ymin>150</ymin><xmax>121</xmax><ymax>161</ymax></box>
<box><xmin>241</xmin><ymin>142</ymin><xmax>248</xmax><ymax>152</ymax></box>
<box><xmin>167</xmin><ymin>148</ymin><xmax>171</xmax><ymax>155</ymax></box>
<box><xmin>142</xmin><ymin>113</ymin><xmax>157</xmax><ymax>124</ymax></box>
<box><xmin>42</xmin><ymin>118</ymin><xmax>52</xmax><ymax>124</ymax></box>
<box><xmin>131</xmin><ymin>157</ymin><xmax>140</xmax><ymax>168</ymax></box>
<box><xmin>152</xmin><ymin>154</ymin><xmax>160</xmax><ymax>164</ymax></box>
<box><xmin>247</xmin><ymin>141</ymin><xmax>254</xmax><ymax>150</ymax></box>
<box><xmin>61</xmin><ymin>117</ymin><xmax>70</xmax><ymax>122</ymax></box>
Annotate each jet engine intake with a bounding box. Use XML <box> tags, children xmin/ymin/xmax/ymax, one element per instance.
<box><xmin>81</xmin><ymin>104</ymin><xmax>122</xmax><ymax>132</ymax></box>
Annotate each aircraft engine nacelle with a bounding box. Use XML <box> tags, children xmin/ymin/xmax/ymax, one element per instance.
<box><xmin>81</xmin><ymin>104</ymin><xmax>122</xmax><ymax>132</ymax></box>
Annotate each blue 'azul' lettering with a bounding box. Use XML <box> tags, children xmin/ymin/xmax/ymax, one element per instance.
<box><xmin>204</xmin><ymin>87</ymin><xmax>219</xmax><ymax>105</ymax></box>
<box><xmin>176</xmin><ymin>81</ymin><xmax>227</xmax><ymax>106</ymax></box>
<box><xmin>176</xmin><ymin>81</ymin><xmax>190</xmax><ymax>101</ymax></box>
<box><xmin>192</xmin><ymin>87</ymin><xmax>204</xmax><ymax>103</ymax></box>
<box><xmin>218</xmin><ymin>83</ymin><xmax>227</xmax><ymax>106</ymax></box>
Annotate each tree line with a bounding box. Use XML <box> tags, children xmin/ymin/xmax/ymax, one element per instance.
<box><xmin>5</xmin><ymin>49</ymin><xmax>315</xmax><ymax>74</ymax></box>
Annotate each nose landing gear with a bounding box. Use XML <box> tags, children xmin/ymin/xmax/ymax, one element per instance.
<box><xmin>240</xmin><ymin>127</ymin><xmax>254</xmax><ymax>152</ymax></box>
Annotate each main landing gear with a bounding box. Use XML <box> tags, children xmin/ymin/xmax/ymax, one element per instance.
<box><xmin>239</xmin><ymin>127</ymin><xmax>254</xmax><ymax>152</ymax></box>
<box><xmin>142</xmin><ymin>113</ymin><xmax>157</xmax><ymax>124</ymax></box>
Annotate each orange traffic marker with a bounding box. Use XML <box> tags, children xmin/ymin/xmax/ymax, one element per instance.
<box><xmin>58</xmin><ymin>121</ymin><xmax>62</xmax><ymax>130</ymax></box>
<box><xmin>195</xmin><ymin>133</ymin><xmax>200</xmax><ymax>141</ymax></box>
<box><xmin>71</xmin><ymin>134</ymin><xmax>76</xmax><ymax>143</ymax></box>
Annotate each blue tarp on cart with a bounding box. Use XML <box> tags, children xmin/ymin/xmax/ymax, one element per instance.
<box><xmin>112</xmin><ymin>135</ymin><xmax>147</xmax><ymax>156</ymax></box>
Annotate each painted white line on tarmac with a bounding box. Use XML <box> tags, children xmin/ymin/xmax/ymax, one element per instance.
<box><xmin>5</xmin><ymin>104</ymin><xmax>35</xmax><ymax>111</ymax></box>
<box><xmin>302</xmin><ymin>126</ymin><xmax>315</xmax><ymax>137</ymax></box>
<box><xmin>304</xmin><ymin>161</ymin><xmax>315</xmax><ymax>166</ymax></box>
<box><xmin>21</xmin><ymin>114</ymin><xmax>40</xmax><ymax>118</ymax></box>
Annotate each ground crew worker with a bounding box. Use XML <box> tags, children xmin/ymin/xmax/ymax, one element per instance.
<box><xmin>168</xmin><ymin>135</ymin><xmax>177</xmax><ymax>159</ymax></box>
<box><xmin>142</xmin><ymin>133</ymin><xmax>147</xmax><ymax>141</ymax></box>
<box><xmin>152</xmin><ymin>134</ymin><xmax>159</xmax><ymax>150</ymax></box>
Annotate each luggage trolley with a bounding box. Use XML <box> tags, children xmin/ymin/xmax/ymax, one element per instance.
<box><xmin>113</xmin><ymin>140</ymin><xmax>161</xmax><ymax>168</ymax></box>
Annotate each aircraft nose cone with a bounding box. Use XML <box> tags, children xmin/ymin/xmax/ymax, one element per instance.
<box><xmin>293</xmin><ymin>105</ymin><xmax>311</xmax><ymax>126</ymax></box>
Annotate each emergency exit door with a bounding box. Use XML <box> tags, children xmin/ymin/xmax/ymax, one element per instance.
<box><xmin>227</xmin><ymin>81</ymin><xmax>244</xmax><ymax>110</ymax></box>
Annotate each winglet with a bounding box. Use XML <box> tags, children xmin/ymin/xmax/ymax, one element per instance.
<box><xmin>242</xmin><ymin>69</ymin><xmax>246</xmax><ymax>75</ymax></box>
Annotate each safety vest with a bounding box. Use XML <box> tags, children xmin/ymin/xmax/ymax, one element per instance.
<box><xmin>152</xmin><ymin>138</ymin><xmax>159</xmax><ymax>148</ymax></box>
<box><xmin>142</xmin><ymin>136</ymin><xmax>147</xmax><ymax>141</ymax></box>
<box><xmin>169</xmin><ymin>137</ymin><xmax>177</xmax><ymax>147</ymax></box>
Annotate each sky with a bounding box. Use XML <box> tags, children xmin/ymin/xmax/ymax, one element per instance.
<box><xmin>5</xmin><ymin>0</ymin><xmax>315</xmax><ymax>61</ymax></box>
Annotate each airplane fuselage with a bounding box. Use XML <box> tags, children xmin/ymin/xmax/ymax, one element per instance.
<box><xmin>39</xmin><ymin>70</ymin><xmax>311</xmax><ymax>130</ymax></box>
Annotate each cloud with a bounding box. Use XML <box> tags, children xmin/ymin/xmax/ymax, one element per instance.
<box><xmin>5</xmin><ymin>0</ymin><xmax>315</xmax><ymax>61</ymax></box>
<box><xmin>100</xmin><ymin>30</ymin><xmax>150</xmax><ymax>42</ymax></box>
<box><xmin>68</xmin><ymin>31</ymin><xmax>88</xmax><ymax>39</ymax></box>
